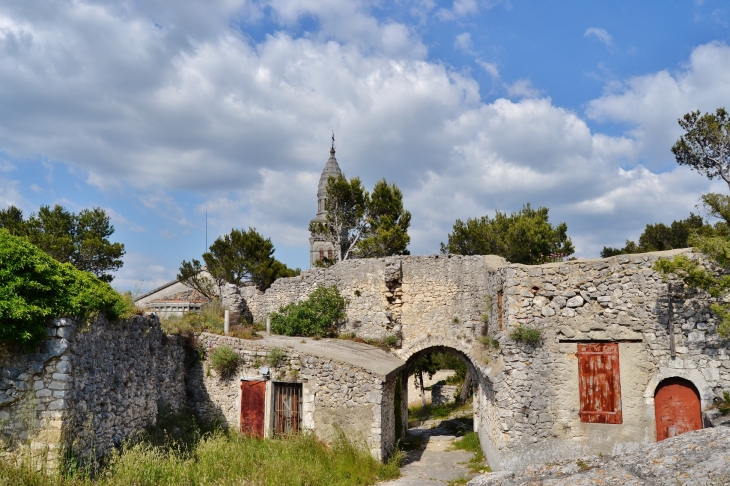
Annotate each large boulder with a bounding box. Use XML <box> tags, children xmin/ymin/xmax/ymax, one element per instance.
<box><xmin>468</xmin><ymin>427</ymin><xmax>730</xmax><ymax>485</ymax></box>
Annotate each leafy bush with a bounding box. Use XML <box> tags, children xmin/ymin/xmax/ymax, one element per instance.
<box><xmin>0</xmin><ymin>229</ymin><xmax>129</xmax><ymax>345</ymax></box>
<box><xmin>159</xmin><ymin>301</ymin><xmax>225</xmax><ymax>335</ymax></box>
<box><xmin>718</xmin><ymin>391</ymin><xmax>730</xmax><ymax>415</ymax></box>
<box><xmin>510</xmin><ymin>324</ymin><xmax>542</xmax><ymax>345</ymax></box>
<box><xmin>209</xmin><ymin>345</ymin><xmax>239</xmax><ymax>378</ymax></box>
<box><xmin>270</xmin><ymin>286</ymin><xmax>347</xmax><ymax>337</ymax></box>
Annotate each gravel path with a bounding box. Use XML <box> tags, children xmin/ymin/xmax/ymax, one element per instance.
<box><xmin>380</xmin><ymin>418</ymin><xmax>482</xmax><ymax>486</ymax></box>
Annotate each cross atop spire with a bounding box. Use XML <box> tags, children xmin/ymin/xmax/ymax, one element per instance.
<box><xmin>331</xmin><ymin>132</ymin><xmax>335</xmax><ymax>153</ymax></box>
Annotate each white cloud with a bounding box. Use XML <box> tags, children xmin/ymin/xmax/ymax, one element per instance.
<box><xmin>505</xmin><ymin>79</ymin><xmax>542</xmax><ymax>98</ymax></box>
<box><xmin>584</xmin><ymin>27</ymin><xmax>614</xmax><ymax>49</ymax></box>
<box><xmin>477</xmin><ymin>60</ymin><xmax>499</xmax><ymax>80</ymax></box>
<box><xmin>586</xmin><ymin>41</ymin><xmax>730</xmax><ymax>170</ymax></box>
<box><xmin>454</xmin><ymin>32</ymin><xmax>473</xmax><ymax>52</ymax></box>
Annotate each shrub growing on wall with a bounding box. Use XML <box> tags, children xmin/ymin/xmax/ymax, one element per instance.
<box><xmin>210</xmin><ymin>345</ymin><xmax>239</xmax><ymax>378</ymax></box>
<box><xmin>270</xmin><ymin>286</ymin><xmax>347</xmax><ymax>337</ymax></box>
<box><xmin>0</xmin><ymin>229</ymin><xmax>128</xmax><ymax>345</ymax></box>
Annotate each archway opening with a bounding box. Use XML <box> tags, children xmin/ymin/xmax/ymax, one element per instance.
<box><xmin>654</xmin><ymin>377</ymin><xmax>702</xmax><ymax>441</ymax></box>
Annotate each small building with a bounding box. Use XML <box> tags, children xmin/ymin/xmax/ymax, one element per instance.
<box><xmin>135</xmin><ymin>279</ymin><xmax>211</xmax><ymax>318</ymax></box>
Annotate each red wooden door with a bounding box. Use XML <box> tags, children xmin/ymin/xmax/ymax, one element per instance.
<box><xmin>654</xmin><ymin>378</ymin><xmax>702</xmax><ymax>441</ymax></box>
<box><xmin>577</xmin><ymin>343</ymin><xmax>622</xmax><ymax>424</ymax></box>
<box><xmin>240</xmin><ymin>380</ymin><xmax>266</xmax><ymax>438</ymax></box>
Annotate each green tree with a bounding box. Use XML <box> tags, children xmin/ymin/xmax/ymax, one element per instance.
<box><xmin>0</xmin><ymin>229</ymin><xmax>129</xmax><ymax>345</ymax></box>
<box><xmin>310</xmin><ymin>176</ymin><xmax>411</xmax><ymax>263</ymax></box>
<box><xmin>655</xmin><ymin>108</ymin><xmax>730</xmax><ymax>338</ymax></box>
<box><xmin>0</xmin><ymin>204</ymin><xmax>125</xmax><ymax>282</ymax></box>
<box><xmin>178</xmin><ymin>227</ymin><xmax>298</xmax><ymax>294</ymax></box>
<box><xmin>270</xmin><ymin>286</ymin><xmax>348</xmax><ymax>337</ymax></box>
<box><xmin>440</xmin><ymin>203</ymin><xmax>574</xmax><ymax>264</ymax></box>
<box><xmin>355</xmin><ymin>179</ymin><xmax>411</xmax><ymax>258</ymax></box>
<box><xmin>600</xmin><ymin>213</ymin><xmax>723</xmax><ymax>257</ymax></box>
<box><xmin>671</xmin><ymin>108</ymin><xmax>730</xmax><ymax>190</ymax></box>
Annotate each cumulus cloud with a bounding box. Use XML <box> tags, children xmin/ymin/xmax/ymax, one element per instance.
<box><xmin>586</xmin><ymin>41</ymin><xmax>730</xmax><ymax>170</ymax></box>
<box><xmin>505</xmin><ymin>79</ymin><xmax>542</xmax><ymax>98</ymax></box>
<box><xmin>0</xmin><ymin>1</ymin><xmax>729</xmax><ymax>287</ymax></box>
<box><xmin>584</xmin><ymin>27</ymin><xmax>614</xmax><ymax>49</ymax></box>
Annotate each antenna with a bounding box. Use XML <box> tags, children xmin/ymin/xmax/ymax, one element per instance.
<box><xmin>205</xmin><ymin>211</ymin><xmax>208</xmax><ymax>251</ymax></box>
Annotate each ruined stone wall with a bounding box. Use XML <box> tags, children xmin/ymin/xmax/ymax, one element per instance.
<box><xmin>65</xmin><ymin>316</ymin><xmax>187</xmax><ymax>461</ymax></box>
<box><xmin>0</xmin><ymin>316</ymin><xmax>187</xmax><ymax>466</ymax></box>
<box><xmin>477</xmin><ymin>250</ymin><xmax>730</xmax><ymax>471</ymax></box>
<box><xmin>192</xmin><ymin>333</ymin><xmax>398</xmax><ymax>459</ymax></box>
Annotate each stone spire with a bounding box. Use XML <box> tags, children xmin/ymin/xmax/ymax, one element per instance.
<box><xmin>309</xmin><ymin>136</ymin><xmax>342</xmax><ymax>267</ymax></box>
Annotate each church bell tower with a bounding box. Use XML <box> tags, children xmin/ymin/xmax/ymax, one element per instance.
<box><xmin>309</xmin><ymin>135</ymin><xmax>342</xmax><ymax>267</ymax></box>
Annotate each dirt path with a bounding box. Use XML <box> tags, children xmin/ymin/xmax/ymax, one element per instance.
<box><xmin>380</xmin><ymin>419</ymin><xmax>482</xmax><ymax>486</ymax></box>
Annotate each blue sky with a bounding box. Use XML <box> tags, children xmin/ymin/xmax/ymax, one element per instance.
<box><xmin>1</xmin><ymin>0</ymin><xmax>729</xmax><ymax>293</ymax></box>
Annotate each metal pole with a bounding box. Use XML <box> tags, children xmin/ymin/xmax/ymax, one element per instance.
<box><xmin>224</xmin><ymin>309</ymin><xmax>230</xmax><ymax>335</ymax></box>
<box><xmin>266</xmin><ymin>316</ymin><xmax>271</xmax><ymax>335</ymax></box>
<box><xmin>668</xmin><ymin>284</ymin><xmax>676</xmax><ymax>359</ymax></box>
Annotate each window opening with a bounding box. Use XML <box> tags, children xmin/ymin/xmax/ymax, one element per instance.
<box><xmin>319</xmin><ymin>249</ymin><xmax>324</xmax><ymax>260</ymax></box>
<box><xmin>273</xmin><ymin>383</ymin><xmax>302</xmax><ymax>436</ymax></box>
<box><xmin>577</xmin><ymin>342</ymin><xmax>622</xmax><ymax>424</ymax></box>
<box><xmin>328</xmin><ymin>249</ymin><xmax>333</xmax><ymax>260</ymax></box>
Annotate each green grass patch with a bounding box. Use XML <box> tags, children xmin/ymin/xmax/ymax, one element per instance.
<box><xmin>452</xmin><ymin>432</ymin><xmax>490</xmax><ymax>474</ymax></box>
<box><xmin>209</xmin><ymin>345</ymin><xmax>239</xmax><ymax>378</ymax></box>
<box><xmin>509</xmin><ymin>324</ymin><xmax>542</xmax><ymax>345</ymax></box>
<box><xmin>408</xmin><ymin>400</ymin><xmax>472</xmax><ymax>426</ymax></box>
<box><xmin>2</xmin><ymin>410</ymin><xmax>400</xmax><ymax>486</ymax></box>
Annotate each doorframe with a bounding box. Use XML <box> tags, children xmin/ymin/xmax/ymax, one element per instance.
<box><xmin>644</xmin><ymin>368</ymin><xmax>713</xmax><ymax>411</ymax></box>
<box><xmin>238</xmin><ymin>376</ymin><xmax>308</xmax><ymax>439</ymax></box>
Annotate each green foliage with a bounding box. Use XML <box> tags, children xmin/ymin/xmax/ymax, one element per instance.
<box><xmin>510</xmin><ymin>324</ymin><xmax>542</xmax><ymax>345</ymax></box>
<box><xmin>270</xmin><ymin>286</ymin><xmax>348</xmax><ymax>337</ymax></box>
<box><xmin>309</xmin><ymin>175</ymin><xmax>411</xmax><ymax>262</ymax></box>
<box><xmin>159</xmin><ymin>301</ymin><xmax>225</xmax><ymax>335</ymax></box>
<box><xmin>266</xmin><ymin>347</ymin><xmax>286</xmax><ymax>367</ymax></box>
<box><xmin>671</xmin><ymin>108</ymin><xmax>730</xmax><ymax>190</ymax></box>
<box><xmin>452</xmin><ymin>432</ymin><xmax>488</xmax><ymax>473</ymax></box>
<box><xmin>601</xmin><ymin>213</ymin><xmax>724</xmax><ymax>257</ymax></box>
<box><xmin>179</xmin><ymin>227</ymin><xmax>299</xmax><ymax>294</ymax></box>
<box><xmin>0</xmin><ymin>204</ymin><xmax>125</xmax><ymax>282</ymax></box>
<box><xmin>478</xmin><ymin>335</ymin><xmax>500</xmax><ymax>349</ymax></box>
<box><xmin>355</xmin><ymin>179</ymin><xmax>411</xmax><ymax>258</ymax></box>
<box><xmin>2</xmin><ymin>420</ymin><xmax>400</xmax><ymax>485</ymax></box>
<box><xmin>209</xmin><ymin>345</ymin><xmax>239</xmax><ymax>378</ymax></box>
<box><xmin>717</xmin><ymin>391</ymin><xmax>730</xmax><ymax>415</ymax></box>
<box><xmin>440</xmin><ymin>203</ymin><xmax>574</xmax><ymax>264</ymax></box>
<box><xmin>0</xmin><ymin>229</ymin><xmax>128</xmax><ymax>344</ymax></box>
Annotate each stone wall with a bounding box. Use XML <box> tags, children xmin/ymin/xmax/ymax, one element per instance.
<box><xmin>190</xmin><ymin>333</ymin><xmax>403</xmax><ymax>460</ymax></box>
<box><xmin>475</xmin><ymin>250</ymin><xmax>730</xmax><ymax>471</ymax></box>
<box><xmin>0</xmin><ymin>316</ymin><xmax>187</xmax><ymax>466</ymax></box>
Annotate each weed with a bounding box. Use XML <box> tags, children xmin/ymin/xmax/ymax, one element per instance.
<box><xmin>576</xmin><ymin>459</ymin><xmax>591</xmax><ymax>471</ymax></box>
<box><xmin>227</xmin><ymin>325</ymin><xmax>262</xmax><ymax>340</ymax></box>
<box><xmin>717</xmin><ymin>391</ymin><xmax>730</xmax><ymax>415</ymax></box>
<box><xmin>209</xmin><ymin>345</ymin><xmax>239</xmax><ymax>378</ymax></box>
<box><xmin>451</xmin><ymin>432</ymin><xmax>487</xmax><ymax>473</ymax></box>
<box><xmin>383</xmin><ymin>334</ymin><xmax>398</xmax><ymax>347</ymax></box>
<box><xmin>478</xmin><ymin>336</ymin><xmax>500</xmax><ymax>349</ymax></box>
<box><xmin>267</xmin><ymin>347</ymin><xmax>287</xmax><ymax>368</ymax></box>
<box><xmin>510</xmin><ymin>324</ymin><xmax>542</xmax><ymax>345</ymax></box>
<box><xmin>354</xmin><ymin>289</ymin><xmax>362</xmax><ymax>297</ymax></box>
<box><xmin>452</xmin><ymin>317</ymin><xmax>460</xmax><ymax>323</ymax></box>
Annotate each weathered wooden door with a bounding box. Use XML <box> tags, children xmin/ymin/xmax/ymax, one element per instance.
<box><xmin>654</xmin><ymin>378</ymin><xmax>702</xmax><ymax>441</ymax></box>
<box><xmin>577</xmin><ymin>343</ymin><xmax>622</xmax><ymax>424</ymax></box>
<box><xmin>240</xmin><ymin>380</ymin><xmax>266</xmax><ymax>438</ymax></box>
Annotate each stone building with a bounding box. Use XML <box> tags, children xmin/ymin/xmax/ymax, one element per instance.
<box><xmin>308</xmin><ymin>139</ymin><xmax>341</xmax><ymax>268</ymax></box>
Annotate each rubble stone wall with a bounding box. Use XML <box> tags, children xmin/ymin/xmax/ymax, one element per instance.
<box><xmin>0</xmin><ymin>316</ymin><xmax>187</xmax><ymax>466</ymax></box>
<box><xmin>191</xmin><ymin>333</ymin><xmax>399</xmax><ymax>460</ymax></box>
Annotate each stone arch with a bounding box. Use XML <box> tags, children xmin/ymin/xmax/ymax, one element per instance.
<box><xmin>644</xmin><ymin>368</ymin><xmax>714</xmax><ymax>411</ymax></box>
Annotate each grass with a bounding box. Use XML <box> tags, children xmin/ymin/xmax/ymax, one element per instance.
<box><xmin>451</xmin><ymin>432</ymin><xmax>489</xmax><ymax>474</ymax></box>
<box><xmin>159</xmin><ymin>300</ymin><xmax>225</xmax><ymax>335</ymax></box>
<box><xmin>209</xmin><ymin>345</ymin><xmax>239</xmax><ymax>378</ymax></box>
<box><xmin>338</xmin><ymin>333</ymin><xmax>399</xmax><ymax>350</ymax></box>
<box><xmin>408</xmin><ymin>401</ymin><xmax>472</xmax><ymax>426</ymax></box>
<box><xmin>716</xmin><ymin>391</ymin><xmax>730</xmax><ymax>415</ymax></box>
<box><xmin>1</xmin><ymin>409</ymin><xmax>401</xmax><ymax>486</ymax></box>
<box><xmin>509</xmin><ymin>324</ymin><xmax>542</xmax><ymax>345</ymax></box>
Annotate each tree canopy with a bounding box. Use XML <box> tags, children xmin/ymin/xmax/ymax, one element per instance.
<box><xmin>270</xmin><ymin>286</ymin><xmax>348</xmax><ymax>337</ymax></box>
<box><xmin>655</xmin><ymin>108</ymin><xmax>730</xmax><ymax>338</ymax></box>
<box><xmin>672</xmin><ymin>108</ymin><xmax>730</xmax><ymax>190</ymax></box>
<box><xmin>178</xmin><ymin>227</ymin><xmax>298</xmax><ymax>295</ymax></box>
<box><xmin>0</xmin><ymin>204</ymin><xmax>125</xmax><ymax>282</ymax></box>
<box><xmin>309</xmin><ymin>176</ymin><xmax>411</xmax><ymax>263</ymax></box>
<box><xmin>601</xmin><ymin>213</ymin><xmax>725</xmax><ymax>257</ymax></box>
<box><xmin>0</xmin><ymin>229</ymin><xmax>130</xmax><ymax>344</ymax></box>
<box><xmin>440</xmin><ymin>203</ymin><xmax>574</xmax><ymax>264</ymax></box>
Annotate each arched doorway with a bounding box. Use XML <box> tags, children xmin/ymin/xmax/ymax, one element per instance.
<box><xmin>654</xmin><ymin>377</ymin><xmax>702</xmax><ymax>441</ymax></box>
